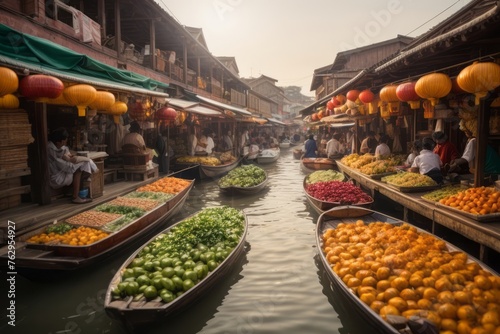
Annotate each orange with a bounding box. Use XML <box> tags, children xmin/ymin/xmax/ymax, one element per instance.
<box><xmin>453</xmin><ymin>291</ymin><xmax>472</xmax><ymax>305</ymax></box>
<box><xmin>440</xmin><ymin>318</ymin><xmax>458</xmax><ymax>332</ymax></box>
<box><xmin>438</xmin><ymin>303</ymin><xmax>458</xmax><ymax>319</ymax></box>
<box><xmin>423</xmin><ymin>287</ymin><xmax>439</xmax><ymax>301</ymax></box>
<box><xmin>388</xmin><ymin>296</ymin><xmax>408</xmax><ymax>313</ymax></box>
<box><xmin>377</xmin><ymin>280</ymin><xmax>391</xmax><ymax>292</ymax></box>
<box><xmin>391</xmin><ymin>277</ymin><xmax>409</xmax><ymax>291</ymax></box>
<box><xmin>417</xmin><ymin>298</ymin><xmax>433</xmax><ymax>310</ymax></box>
<box><xmin>376</xmin><ymin>267</ymin><xmax>391</xmax><ymax>280</ymax></box>
<box><xmin>456</xmin><ymin>320</ymin><xmax>474</xmax><ymax>334</ymax></box>
<box><xmin>383</xmin><ymin>288</ymin><xmax>400</xmax><ymax>302</ymax></box>
<box><xmin>359</xmin><ymin>293</ymin><xmax>376</xmax><ymax>306</ymax></box>
<box><xmin>457</xmin><ymin>305</ymin><xmax>477</xmax><ymax>322</ymax></box>
<box><xmin>379</xmin><ymin>305</ymin><xmax>400</xmax><ymax>319</ymax></box>
<box><xmin>474</xmin><ymin>275</ymin><xmax>493</xmax><ymax>290</ymax></box>
<box><xmin>481</xmin><ymin>310</ymin><xmax>500</xmax><ymax>326</ymax></box>
<box><xmin>400</xmin><ymin>288</ymin><xmax>419</xmax><ymax>301</ymax></box>
<box><xmin>437</xmin><ymin>291</ymin><xmax>455</xmax><ymax>304</ymax></box>
<box><xmin>370</xmin><ymin>300</ymin><xmax>385</xmax><ymax>314</ymax></box>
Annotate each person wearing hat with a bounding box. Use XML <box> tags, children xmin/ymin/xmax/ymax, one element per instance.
<box><xmin>410</xmin><ymin>137</ymin><xmax>443</xmax><ymax>184</ymax></box>
<box><xmin>432</xmin><ymin>131</ymin><xmax>459</xmax><ymax>165</ymax></box>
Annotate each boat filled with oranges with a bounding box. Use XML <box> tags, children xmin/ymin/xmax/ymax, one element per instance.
<box><xmin>316</xmin><ymin>206</ymin><xmax>499</xmax><ymax>334</ymax></box>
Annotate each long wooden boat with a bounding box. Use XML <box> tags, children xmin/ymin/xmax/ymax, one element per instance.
<box><xmin>104</xmin><ymin>207</ymin><xmax>248</xmax><ymax>328</ymax></box>
<box><xmin>300</xmin><ymin>157</ymin><xmax>337</xmax><ymax>173</ymax></box>
<box><xmin>315</xmin><ymin>206</ymin><xmax>499</xmax><ymax>334</ymax></box>
<box><xmin>279</xmin><ymin>139</ymin><xmax>291</xmax><ymax>148</ymax></box>
<box><xmin>219</xmin><ymin>173</ymin><xmax>268</xmax><ymax>195</ymax></box>
<box><xmin>303</xmin><ymin>178</ymin><xmax>372</xmax><ymax>215</ymax></box>
<box><xmin>200</xmin><ymin>157</ymin><xmax>242</xmax><ymax>178</ymax></box>
<box><xmin>0</xmin><ymin>179</ymin><xmax>194</xmax><ymax>272</ymax></box>
<box><xmin>256</xmin><ymin>148</ymin><xmax>280</xmax><ymax>164</ymax></box>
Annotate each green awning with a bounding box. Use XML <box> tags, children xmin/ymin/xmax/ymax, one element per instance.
<box><xmin>0</xmin><ymin>24</ymin><xmax>168</xmax><ymax>96</ymax></box>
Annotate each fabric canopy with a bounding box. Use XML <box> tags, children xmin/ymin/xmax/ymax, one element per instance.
<box><xmin>195</xmin><ymin>94</ymin><xmax>252</xmax><ymax>116</ymax></box>
<box><xmin>0</xmin><ymin>24</ymin><xmax>169</xmax><ymax>93</ymax></box>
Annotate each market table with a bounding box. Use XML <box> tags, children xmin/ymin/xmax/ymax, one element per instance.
<box><xmin>336</xmin><ymin>160</ymin><xmax>500</xmax><ymax>261</ymax></box>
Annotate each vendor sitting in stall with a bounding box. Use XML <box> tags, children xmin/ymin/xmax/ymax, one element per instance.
<box><xmin>410</xmin><ymin>137</ymin><xmax>443</xmax><ymax>184</ymax></box>
<box><xmin>122</xmin><ymin>121</ymin><xmax>150</xmax><ymax>155</ymax></box>
<box><xmin>48</xmin><ymin>127</ymin><xmax>98</xmax><ymax>204</ymax></box>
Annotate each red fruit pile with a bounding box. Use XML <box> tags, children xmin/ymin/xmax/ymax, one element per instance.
<box><xmin>306</xmin><ymin>181</ymin><xmax>372</xmax><ymax>204</ymax></box>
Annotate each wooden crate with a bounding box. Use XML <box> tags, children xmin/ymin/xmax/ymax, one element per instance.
<box><xmin>119</xmin><ymin>165</ymin><xmax>158</xmax><ymax>181</ymax></box>
<box><xmin>0</xmin><ymin>195</ymin><xmax>21</xmax><ymax>211</ymax></box>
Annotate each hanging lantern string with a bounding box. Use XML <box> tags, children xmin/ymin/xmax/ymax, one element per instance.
<box><xmin>369</xmin><ymin>50</ymin><xmax>500</xmax><ymax>91</ymax></box>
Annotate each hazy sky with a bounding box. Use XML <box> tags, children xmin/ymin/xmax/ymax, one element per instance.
<box><xmin>156</xmin><ymin>0</ymin><xmax>472</xmax><ymax>96</ymax></box>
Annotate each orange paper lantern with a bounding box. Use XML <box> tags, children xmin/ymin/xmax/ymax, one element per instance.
<box><xmin>456</xmin><ymin>62</ymin><xmax>500</xmax><ymax>104</ymax></box>
<box><xmin>0</xmin><ymin>67</ymin><xmax>19</xmax><ymax>96</ymax></box>
<box><xmin>0</xmin><ymin>94</ymin><xmax>20</xmax><ymax>109</ymax></box>
<box><xmin>63</xmin><ymin>84</ymin><xmax>97</xmax><ymax>117</ymax></box>
<box><xmin>415</xmin><ymin>73</ymin><xmax>452</xmax><ymax>106</ymax></box>
<box><xmin>89</xmin><ymin>91</ymin><xmax>115</xmax><ymax>110</ymax></box>
<box><xmin>108</xmin><ymin>101</ymin><xmax>128</xmax><ymax>124</ymax></box>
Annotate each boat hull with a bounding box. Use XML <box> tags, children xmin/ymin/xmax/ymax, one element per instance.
<box><xmin>0</xmin><ymin>180</ymin><xmax>194</xmax><ymax>272</ymax></box>
<box><xmin>301</xmin><ymin>158</ymin><xmax>337</xmax><ymax>173</ymax></box>
<box><xmin>219</xmin><ymin>175</ymin><xmax>268</xmax><ymax>195</ymax></box>
<box><xmin>200</xmin><ymin>157</ymin><xmax>241</xmax><ymax>178</ymax></box>
<box><xmin>256</xmin><ymin>148</ymin><xmax>280</xmax><ymax>164</ymax></box>
<box><xmin>315</xmin><ymin>206</ymin><xmax>499</xmax><ymax>334</ymax></box>
<box><xmin>104</xmin><ymin>209</ymin><xmax>248</xmax><ymax>327</ymax></box>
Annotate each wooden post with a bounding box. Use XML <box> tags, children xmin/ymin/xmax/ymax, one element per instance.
<box><xmin>31</xmin><ymin>102</ymin><xmax>51</xmax><ymax>205</ymax></box>
<box><xmin>183</xmin><ymin>42</ymin><xmax>188</xmax><ymax>84</ymax></box>
<box><xmin>114</xmin><ymin>0</ymin><xmax>122</xmax><ymax>59</ymax></box>
<box><xmin>150</xmin><ymin>19</ymin><xmax>156</xmax><ymax>71</ymax></box>
<box><xmin>475</xmin><ymin>94</ymin><xmax>493</xmax><ymax>186</ymax></box>
<box><xmin>97</xmin><ymin>0</ymin><xmax>106</xmax><ymax>38</ymax></box>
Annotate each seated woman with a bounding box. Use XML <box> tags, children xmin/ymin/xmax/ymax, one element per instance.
<box><xmin>404</xmin><ymin>140</ymin><xmax>422</xmax><ymax>167</ymax></box>
<box><xmin>48</xmin><ymin>128</ymin><xmax>98</xmax><ymax>204</ymax></box>
<box><xmin>410</xmin><ymin>137</ymin><xmax>443</xmax><ymax>184</ymax></box>
<box><xmin>122</xmin><ymin>121</ymin><xmax>151</xmax><ymax>156</ymax></box>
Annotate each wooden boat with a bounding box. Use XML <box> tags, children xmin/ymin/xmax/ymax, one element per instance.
<box><xmin>104</xmin><ymin>208</ymin><xmax>248</xmax><ymax>328</ymax></box>
<box><xmin>256</xmin><ymin>148</ymin><xmax>280</xmax><ymax>164</ymax></box>
<box><xmin>315</xmin><ymin>206</ymin><xmax>499</xmax><ymax>334</ymax></box>
<box><xmin>293</xmin><ymin>148</ymin><xmax>303</xmax><ymax>160</ymax></box>
<box><xmin>279</xmin><ymin>139</ymin><xmax>291</xmax><ymax>148</ymax></box>
<box><xmin>300</xmin><ymin>157</ymin><xmax>337</xmax><ymax>173</ymax></box>
<box><xmin>200</xmin><ymin>157</ymin><xmax>241</xmax><ymax>178</ymax></box>
<box><xmin>219</xmin><ymin>172</ymin><xmax>268</xmax><ymax>195</ymax></box>
<box><xmin>0</xmin><ymin>179</ymin><xmax>194</xmax><ymax>272</ymax></box>
<box><xmin>303</xmin><ymin>178</ymin><xmax>372</xmax><ymax>214</ymax></box>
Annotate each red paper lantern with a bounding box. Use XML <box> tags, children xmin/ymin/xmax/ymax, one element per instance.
<box><xmin>396</xmin><ymin>82</ymin><xmax>421</xmax><ymax>109</ymax></box>
<box><xmin>358</xmin><ymin>89</ymin><xmax>374</xmax><ymax>104</ymax></box>
<box><xmin>311</xmin><ymin>113</ymin><xmax>318</xmax><ymax>121</ymax></box>
<box><xmin>20</xmin><ymin>74</ymin><xmax>64</xmax><ymax>101</ymax></box>
<box><xmin>156</xmin><ymin>106</ymin><xmax>177</xmax><ymax>120</ymax></box>
<box><xmin>331</xmin><ymin>97</ymin><xmax>341</xmax><ymax>107</ymax></box>
<box><xmin>346</xmin><ymin>90</ymin><xmax>360</xmax><ymax>102</ymax></box>
<box><xmin>326</xmin><ymin>100</ymin><xmax>334</xmax><ymax>110</ymax></box>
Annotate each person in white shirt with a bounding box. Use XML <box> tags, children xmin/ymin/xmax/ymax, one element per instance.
<box><xmin>446</xmin><ymin>128</ymin><xmax>475</xmax><ymax>174</ymax></box>
<box><xmin>360</xmin><ymin>131</ymin><xmax>376</xmax><ymax>154</ymax></box>
<box><xmin>221</xmin><ymin>130</ymin><xmax>233</xmax><ymax>152</ymax></box>
<box><xmin>326</xmin><ymin>133</ymin><xmax>345</xmax><ymax>159</ymax></box>
<box><xmin>410</xmin><ymin>137</ymin><xmax>443</xmax><ymax>184</ymax></box>
<box><xmin>404</xmin><ymin>140</ymin><xmax>422</xmax><ymax>167</ymax></box>
<box><xmin>195</xmin><ymin>128</ymin><xmax>215</xmax><ymax>155</ymax></box>
<box><xmin>187</xmin><ymin>126</ymin><xmax>198</xmax><ymax>156</ymax></box>
<box><xmin>375</xmin><ymin>135</ymin><xmax>391</xmax><ymax>158</ymax></box>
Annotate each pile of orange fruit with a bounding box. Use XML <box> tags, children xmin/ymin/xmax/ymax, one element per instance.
<box><xmin>439</xmin><ymin>186</ymin><xmax>500</xmax><ymax>215</ymax></box>
<box><xmin>322</xmin><ymin>220</ymin><xmax>500</xmax><ymax>333</ymax></box>
<box><xmin>137</xmin><ymin>177</ymin><xmax>191</xmax><ymax>194</ymax></box>
<box><xmin>27</xmin><ymin>226</ymin><xmax>109</xmax><ymax>246</ymax></box>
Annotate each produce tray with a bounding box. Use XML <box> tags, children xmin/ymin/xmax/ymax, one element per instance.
<box><xmin>386</xmin><ymin>183</ymin><xmax>440</xmax><ymax>193</ymax></box>
<box><xmin>436</xmin><ymin>202</ymin><xmax>500</xmax><ymax>222</ymax></box>
<box><xmin>362</xmin><ymin>171</ymin><xmax>397</xmax><ymax>180</ymax></box>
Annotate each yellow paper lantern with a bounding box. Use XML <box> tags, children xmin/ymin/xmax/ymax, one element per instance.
<box><xmin>0</xmin><ymin>94</ymin><xmax>20</xmax><ymax>109</ymax></box>
<box><xmin>108</xmin><ymin>101</ymin><xmax>128</xmax><ymax>124</ymax></box>
<box><xmin>0</xmin><ymin>67</ymin><xmax>19</xmax><ymax>96</ymax></box>
<box><xmin>457</xmin><ymin>61</ymin><xmax>500</xmax><ymax>105</ymax></box>
<box><xmin>415</xmin><ymin>73</ymin><xmax>452</xmax><ymax>106</ymax></box>
<box><xmin>379</xmin><ymin>85</ymin><xmax>400</xmax><ymax>114</ymax></box>
<box><xmin>63</xmin><ymin>84</ymin><xmax>97</xmax><ymax>117</ymax></box>
<box><xmin>89</xmin><ymin>91</ymin><xmax>115</xmax><ymax>110</ymax></box>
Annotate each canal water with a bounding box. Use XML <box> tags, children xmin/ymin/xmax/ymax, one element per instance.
<box><xmin>5</xmin><ymin>149</ymin><xmax>384</xmax><ymax>334</ymax></box>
